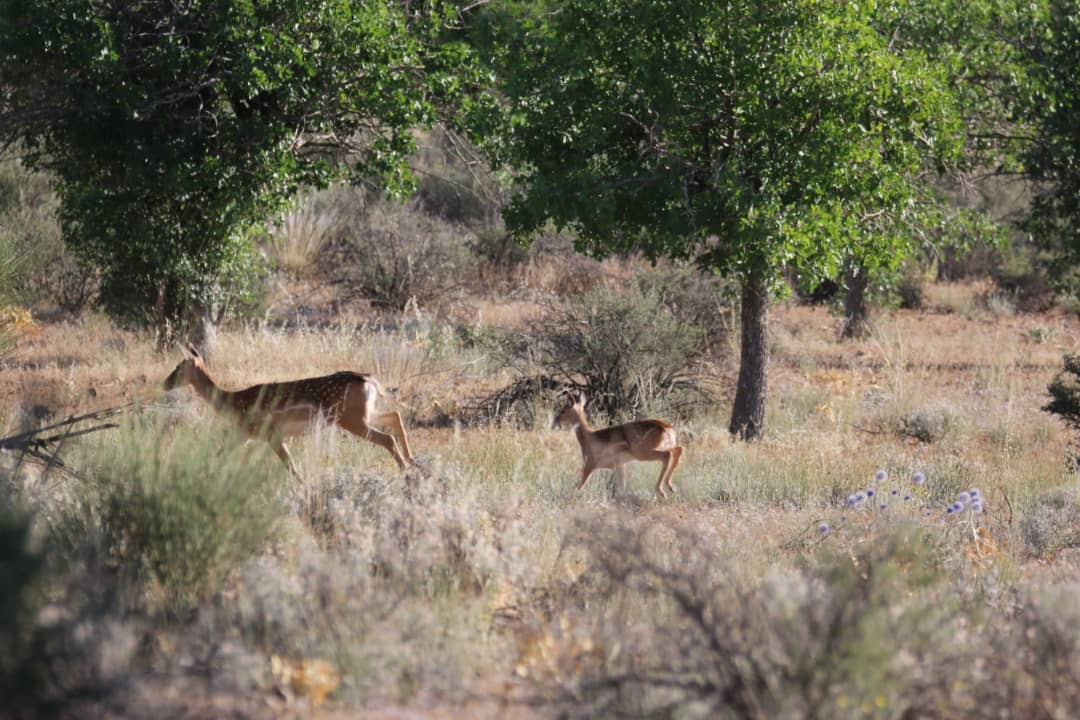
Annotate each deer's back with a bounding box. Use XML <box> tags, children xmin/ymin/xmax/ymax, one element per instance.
<box><xmin>232</xmin><ymin>371</ymin><xmax>371</xmax><ymax>418</ymax></box>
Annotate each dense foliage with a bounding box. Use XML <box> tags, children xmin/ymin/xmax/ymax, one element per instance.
<box><xmin>486</xmin><ymin>0</ymin><xmax>966</xmax><ymax>437</ymax></box>
<box><xmin>0</xmin><ymin>0</ymin><xmax>492</xmax><ymax>332</ymax></box>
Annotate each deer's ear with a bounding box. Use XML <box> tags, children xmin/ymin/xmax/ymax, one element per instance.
<box><xmin>576</xmin><ymin>392</ymin><xmax>586</xmax><ymax>407</ymax></box>
<box><xmin>180</xmin><ymin>343</ymin><xmax>194</xmax><ymax>360</ymax></box>
<box><xmin>186</xmin><ymin>342</ymin><xmax>201</xmax><ymax>360</ymax></box>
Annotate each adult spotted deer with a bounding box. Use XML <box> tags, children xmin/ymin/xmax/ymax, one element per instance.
<box><xmin>163</xmin><ymin>344</ymin><xmax>414</xmax><ymax>478</ymax></box>
<box><xmin>556</xmin><ymin>392</ymin><xmax>683</xmax><ymax>499</ymax></box>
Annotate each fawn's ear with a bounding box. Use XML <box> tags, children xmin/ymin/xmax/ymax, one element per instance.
<box><xmin>576</xmin><ymin>392</ymin><xmax>586</xmax><ymax>407</ymax></box>
<box><xmin>186</xmin><ymin>342</ymin><xmax>202</xmax><ymax>360</ymax></box>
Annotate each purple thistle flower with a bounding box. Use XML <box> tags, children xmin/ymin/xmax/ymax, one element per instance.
<box><xmin>904</xmin><ymin>494</ymin><xmax>912</xmax><ymax>501</ymax></box>
<box><xmin>880</xmin><ymin>503</ymin><xmax>888</xmax><ymax>510</ymax></box>
<box><xmin>957</xmin><ymin>491</ymin><xmax>971</xmax><ymax>504</ymax></box>
<box><xmin>912</xmin><ymin>472</ymin><xmax>927</xmax><ymax>486</ymax></box>
<box><xmin>891</xmin><ymin>489</ymin><xmax>899</xmax><ymax>496</ymax></box>
<box><xmin>969</xmin><ymin>488</ymin><xmax>980</xmax><ymax>498</ymax></box>
<box><xmin>875</xmin><ymin>469</ymin><xmax>889</xmax><ymax>483</ymax></box>
<box><xmin>953</xmin><ymin>501</ymin><xmax>965</xmax><ymax>513</ymax></box>
<box><xmin>846</xmin><ymin>494</ymin><xmax>859</xmax><ymax>507</ymax></box>
<box><xmin>972</xmin><ymin>501</ymin><xmax>984</xmax><ymax>514</ymax></box>
<box><xmin>946</xmin><ymin>506</ymin><xmax>955</xmax><ymax>514</ymax></box>
<box><xmin>866</xmin><ymin>489</ymin><xmax>876</xmax><ymax>498</ymax></box>
<box><xmin>818</xmin><ymin>522</ymin><xmax>831</xmax><ymax>535</ymax></box>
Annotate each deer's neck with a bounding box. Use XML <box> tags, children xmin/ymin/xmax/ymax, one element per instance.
<box><xmin>572</xmin><ymin>412</ymin><xmax>595</xmax><ymax>447</ymax></box>
<box><xmin>189</xmin><ymin>365</ymin><xmax>231</xmax><ymax>412</ymax></box>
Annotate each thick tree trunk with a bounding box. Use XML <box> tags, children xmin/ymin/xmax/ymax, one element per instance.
<box><xmin>729</xmin><ymin>273</ymin><xmax>769</xmax><ymax>441</ymax></box>
<box><xmin>841</xmin><ymin>262</ymin><xmax>871</xmax><ymax>340</ymax></box>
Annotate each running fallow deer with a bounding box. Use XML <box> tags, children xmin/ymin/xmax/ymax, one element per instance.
<box><xmin>163</xmin><ymin>344</ymin><xmax>413</xmax><ymax>478</ymax></box>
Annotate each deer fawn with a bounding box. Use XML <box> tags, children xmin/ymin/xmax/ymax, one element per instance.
<box><xmin>163</xmin><ymin>344</ymin><xmax>414</xmax><ymax>478</ymax></box>
<box><xmin>556</xmin><ymin>393</ymin><xmax>683</xmax><ymax>498</ymax></box>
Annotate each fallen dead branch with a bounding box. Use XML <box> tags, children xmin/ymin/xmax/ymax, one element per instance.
<box><xmin>0</xmin><ymin>402</ymin><xmax>137</xmax><ymax>476</ymax></box>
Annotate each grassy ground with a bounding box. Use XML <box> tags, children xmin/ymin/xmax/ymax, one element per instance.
<box><xmin>4</xmin><ymin>280</ymin><xmax>1080</xmax><ymax>719</ymax></box>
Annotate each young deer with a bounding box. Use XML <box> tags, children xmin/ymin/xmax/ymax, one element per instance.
<box><xmin>163</xmin><ymin>344</ymin><xmax>414</xmax><ymax>478</ymax></box>
<box><xmin>556</xmin><ymin>393</ymin><xmax>683</xmax><ymax>499</ymax></box>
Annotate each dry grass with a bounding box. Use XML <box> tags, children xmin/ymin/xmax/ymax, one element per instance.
<box><xmin>4</xmin><ymin>281</ymin><xmax>1080</xmax><ymax>717</ymax></box>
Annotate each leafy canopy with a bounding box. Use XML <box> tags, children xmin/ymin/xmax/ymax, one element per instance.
<box><xmin>494</xmin><ymin>0</ymin><xmax>965</xmax><ymax>286</ymax></box>
<box><xmin>0</xmin><ymin>0</ymin><xmax>492</xmax><ymax>328</ymax></box>
<box><xmin>1020</xmin><ymin>0</ymin><xmax>1080</xmax><ymax>276</ymax></box>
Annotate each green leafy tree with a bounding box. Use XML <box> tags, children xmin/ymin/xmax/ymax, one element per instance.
<box><xmin>1020</xmin><ymin>0</ymin><xmax>1080</xmax><ymax>281</ymax></box>
<box><xmin>0</xmin><ymin>0</ymin><xmax>492</xmax><ymax>337</ymax></box>
<box><xmin>490</xmin><ymin>0</ymin><xmax>963</xmax><ymax>439</ymax></box>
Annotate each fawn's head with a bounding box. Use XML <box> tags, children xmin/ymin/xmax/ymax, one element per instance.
<box><xmin>555</xmin><ymin>392</ymin><xmax>587</xmax><ymax>428</ymax></box>
<box><xmin>164</xmin><ymin>343</ymin><xmax>207</xmax><ymax>391</ymax></box>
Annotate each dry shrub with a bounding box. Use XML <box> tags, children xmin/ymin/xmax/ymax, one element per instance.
<box><xmin>412</xmin><ymin>129</ymin><xmax>504</xmax><ymax>230</ymax></box>
<box><xmin>206</xmin><ymin>463</ymin><xmax>537</xmax><ymax>704</ymax></box>
<box><xmin>1020</xmin><ymin>485</ymin><xmax>1080</xmax><ymax>558</ymax></box>
<box><xmin>0</xmin><ymin>157</ymin><xmax>97</xmax><ymax>315</ymax></box>
<box><xmin>262</xmin><ymin>197</ymin><xmax>339</xmax><ymax>278</ymax></box>
<box><xmin>479</xmin><ymin>275</ymin><xmax>721</xmax><ymax>424</ymax></box>
<box><xmin>517</xmin><ymin>512</ymin><xmax>1080</xmax><ymax>720</ymax></box>
<box><xmin>317</xmin><ymin>188</ymin><xmax>478</xmax><ymax>311</ymax></box>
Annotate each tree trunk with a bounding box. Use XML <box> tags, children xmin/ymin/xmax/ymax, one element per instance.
<box><xmin>729</xmin><ymin>273</ymin><xmax>769</xmax><ymax>441</ymax></box>
<box><xmin>841</xmin><ymin>262</ymin><xmax>871</xmax><ymax>340</ymax></box>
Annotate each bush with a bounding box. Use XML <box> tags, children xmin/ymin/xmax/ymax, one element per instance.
<box><xmin>896</xmin><ymin>260</ymin><xmax>928</xmax><ymax>310</ymax></box>
<box><xmin>261</xmin><ymin>196</ymin><xmax>339</xmax><ymax>278</ymax></box>
<box><xmin>0</xmin><ymin>495</ymin><xmax>48</xmax><ymax>709</ymax></box>
<box><xmin>991</xmin><ymin>243</ymin><xmax>1055</xmax><ymax>312</ymax></box>
<box><xmin>0</xmin><ymin>157</ymin><xmax>98</xmax><ymax>314</ymax></box>
<box><xmin>1045</xmin><ymin>354</ymin><xmax>1080</xmax><ymax>432</ymax></box>
<box><xmin>1021</xmin><ymin>485</ymin><xmax>1080</xmax><ymax>558</ymax></box>
<box><xmin>68</xmin><ymin>418</ymin><xmax>284</xmax><ymax>614</ymax></box>
<box><xmin>318</xmin><ymin>188</ymin><xmax>478</xmax><ymax>311</ymax></box>
<box><xmin>494</xmin><ymin>285</ymin><xmax>711</xmax><ymax>422</ymax></box>
<box><xmin>412</xmin><ymin>127</ymin><xmax>505</xmax><ymax>230</ymax></box>
<box><xmin>524</xmin><ymin>514</ymin><xmax>959</xmax><ymax>719</ymax></box>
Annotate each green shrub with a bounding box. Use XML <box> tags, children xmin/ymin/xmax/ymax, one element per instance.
<box><xmin>73</xmin><ymin>417</ymin><xmax>284</xmax><ymax>614</ymax></box>
<box><xmin>0</xmin><ymin>494</ymin><xmax>48</xmax><ymax>709</ymax></box>
<box><xmin>1045</xmin><ymin>354</ymin><xmax>1080</xmax><ymax>432</ymax></box>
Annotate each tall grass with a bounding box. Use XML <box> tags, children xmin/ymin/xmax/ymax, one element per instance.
<box><xmin>59</xmin><ymin>414</ymin><xmax>285</xmax><ymax>614</ymax></box>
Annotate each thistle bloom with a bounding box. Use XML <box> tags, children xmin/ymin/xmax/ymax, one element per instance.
<box><xmin>903</xmin><ymin>494</ymin><xmax>912</xmax><ymax>501</ymax></box>
<box><xmin>819</xmin><ymin>522</ymin><xmax>830</xmax><ymax>535</ymax></box>
<box><xmin>891</xmin><ymin>489</ymin><xmax>899</xmax><ymax>496</ymax></box>
<box><xmin>875</xmin><ymin>469</ymin><xmax>888</xmax><ymax>483</ymax></box>
<box><xmin>957</xmin><ymin>491</ymin><xmax>971</xmax><ymax>504</ymax></box>
<box><xmin>866</xmin><ymin>489</ymin><xmax>876</xmax><ymax>498</ymax></box>
<box><xmin>946</xmin><ymin>506</ymin><xmax>955</xmax><ymax>514</ymax></box>
<box><xmin>953</xmin><ymin>501</ymin><xmax>965</xmax><ymax>513</ymax></box>
<box><xmin>972</xmin><ymin>501</ymin><xmax>983</xmax><ymax>514</ymax></box>
<box><xmin>912</xmin><ymin>472</ymin><xmax>927</xmax><ymax>486</ymax></box>
<box><xmin>970</xmin><ymin>488</ymin><xmax>981</xmax><ymax>498</ymax></box>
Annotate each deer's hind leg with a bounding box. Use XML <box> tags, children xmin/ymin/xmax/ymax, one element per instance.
<box><xmin>337</xmin><ymin>382</ymin><xmax>408</xmax><ymax>470</ymax></box>
<box><xmin>662</xmin><ymin>446</ymin><xmax>683</xmax><ymax>494</ymax></box>
<box><xmin>636</xmin><ymin>449</ymin><xmax>676</xmax><ymax>499</ymax></box>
